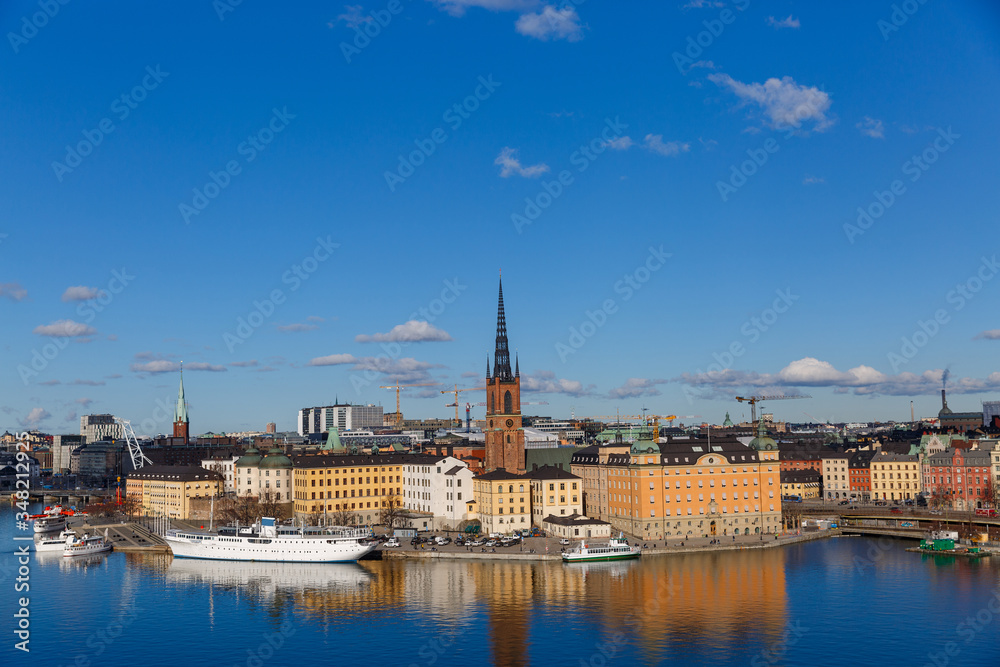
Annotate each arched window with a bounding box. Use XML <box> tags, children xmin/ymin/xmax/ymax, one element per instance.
<box><xmin>489</xmin><ymin>393</ymin><xmax>494</xmax><ymax>412</ymax></box>
<box><xmin>508</xmin><ymin>485</ymin><xmax>514</xmax><ymax>493</ymax></box>
<box><xmin>504</xmin><ymin>391</ymin><xmax>513</xmax><ymax>414</ymax></box>
<box><xmin>519</xmin><ymin>484</ymin><xmax>524</xmax><ymax>492</ymax></box>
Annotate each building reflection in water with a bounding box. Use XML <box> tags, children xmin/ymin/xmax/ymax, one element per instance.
<box><xmin>144</xmin><ymin>548</ymin><xmax>787</xmax><ymax>665</ymax></box>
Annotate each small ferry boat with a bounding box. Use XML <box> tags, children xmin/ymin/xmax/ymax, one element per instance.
<box><xmin>562</xmin><ymin>533</ymin><xmax>642</xmax><ymax>563</ymax></box>
<box><xmin>30</xmin><ymin>506</ymin><xmax>68</xmax><ymax>533</ymax></box>
<box><xmin>165</xmin><ymin>517</ymin><xmax>376</xmax><ymax>563</ymax></box>
<box><xmin>34</xmin><ymin>529</ymin><xmax>76</xmax><ymax>552</ymax></box>
<box><xmin>64</xmin><ymin>529</ymin><xmax>112</xmax><ymax>557</ymax></box>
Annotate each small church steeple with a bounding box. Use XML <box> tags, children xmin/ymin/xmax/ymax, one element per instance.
<box><xmin>173</xmin><ymin>364</ymin><xmax>190</xmax><ymax>443</ymax></box>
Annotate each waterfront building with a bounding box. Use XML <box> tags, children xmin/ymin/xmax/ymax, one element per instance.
<box><xmin>52</xmin><ymin>434</ymin><xmax>84</xmax><ymax>474</ymax></box>
<box><xmin>291</xmin><ymin>453</ymin><xmax>438</xmax><ymax>526</ymax></box>
<box><xmin>473</xmin><ymin>468</ymin><xmax>530</xmax><ymax>533</ymax></box>
<box><xmin>70</xmin><ymin>440</ymin><xmax>123</xmax><ymax>480</ymax></box>
<box><xmin>779</xmin><ymin>470</ymin><xmax>820</xmax><ymax>499</ymax></box>
<box><xmin>938</xmin><ymin>389</ymin><xmax>983</xmax><ymax>433</ymax></box>
<box><xmin>849</xmin><ymin>450</ymin><xmax>875</xmax><ymax>502</ymax></box>
<box><xmin>571</xmin><ymin>425</ymin><xmax>781</xmax><ymax>540</ymax></box>
<box><xmin>484</xmin><ymin>277</ymin><xmax>525</xmax><ymax>473</ymax></box>
<box><xmin>400</xmin><ymin>455</ymin><xmax>474</xmax><ymax>528</ymax></box>
<box><xmin>822</xmin><ymin>454</ymin><xmax>850</xmax><ymax>500</ymax></box>
<box><xmin>235</xmin><ymin>447</ymin><xmax>293</xmax><ymax>509</ymax></box>
<box><xmin>922</xmin><ymin>448</ymin><xmax>992</xmax><ymax>510</ymax></box>
<box><xmin>542</xmin><ymin>513</ymin><xmax>611</xmax><ymax>540</ymax></box>
<box><xmin>297</xmin><ymin>403</ymin><xmax>384</xmax><ymax>436</ymax></box>
<box><xmin>79</xmin><ymin>414</ymin><xmax>122</xmax><ymax>443</ymax></box>
<box><xmin>870</xmin><ymin>452</ymin><xmax>922</xmax><ymax>501</ymax></box>
<box><xmin>526</xmin><ymin>465</ymin><xmax>582</xmax><ymax>526</ymax></box>
<box><xmin>125</xmin><ymin>464</ymin><xmax>223</xmax><ymax>519</ymax></box>
<box><xmin>201</xmin><ymin>454</ymin><xmax>243</xmax><ymax>493</ymax></box>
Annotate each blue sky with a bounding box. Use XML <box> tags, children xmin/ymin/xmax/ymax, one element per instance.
<box><xmin>2</xmin><ymin>0</ymin><xmax>999</xmax><ymax>435</ymax></box>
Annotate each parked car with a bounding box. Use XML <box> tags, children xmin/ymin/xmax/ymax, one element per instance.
<box><xmin>838</xmin><ymin>500</ymin><xmax>850</xmax><ymax>505</ymax></box>
<box><xmin>559</xmin><ymin>538</ymin><xmax>570</xmax><ymax>545</ymax></box>
<box><xmin>929</xmin><ymin>509</ymin><xmax>943</xmax><ymax>515</ymax></box>
<box><xmin>384</xmin><ymin>538</ymin><xmax>400</xmax><ymax>548</ymax></box>
<box><xmin>435</xmin><ymin>536</ymin><xmax>451</xmax><ymax>546</ymax></box>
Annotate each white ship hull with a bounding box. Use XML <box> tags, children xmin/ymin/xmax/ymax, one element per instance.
<box><xmin>34</xmin><ymin>530</ymin><xmax>75</xmax><ymax>552</ymax></box>
<box><xmin>165</xmin><ymin>530</ymin><xmax>376</xmax><ymax>563</ymax></box>
<box><xmin>33</xmin><ymin>515</ymin><xmax>67</xmax><ymax>534</ymax></box>
<box><xmin>64</xmin><ymin>536</ymin><xmax>112</xmax><ymax>557</ymax></box>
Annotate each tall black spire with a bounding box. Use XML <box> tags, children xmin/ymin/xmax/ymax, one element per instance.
<box><xmin>486</xmin><ymin>355</ymin><xmax>491</xmax><ymax>381</ymax></box>
<box><xmin>515</xmin><ymin>353</ymin><xmax>519</xmax><ymax>378</ymax></box>
<box><xmin>493</xmin><ymin>276</ymin><xmax>513</xmax><ymax>381</ymax></box>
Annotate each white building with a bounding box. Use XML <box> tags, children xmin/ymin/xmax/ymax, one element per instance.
<box><xmin>298</xmin><ymin>404</ymin><xmax>384</xmax><ymax>436</ymax></box>
<box><xmin>201</xmin><ymin>454</ymin><xmax>242</xmax><ymax>494</ymax></box>
<box><xmin>401</xmin><ymin>455</ymin><xmax>474</xmax><ymax>528</ymax></box>
<box><xmin>80</xmin><ymin>414</ymin><xmax>122</xmax><ymax>443</ymax></box>
<box><xmin>822</xmin><ymin>455</ymin><xmax>850</xmax><ymax>500</ymax></box>
<box><xmin>52</xmin><ymin>435</ymin><xmax>85</xmax><ymax>474</ymax></box>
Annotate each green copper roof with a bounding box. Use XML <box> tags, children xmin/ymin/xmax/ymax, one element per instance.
<box><xmin>235</xmin><ymin>447</ymin><xmax>261</xmax><ymax>467</ymax></box>
<box><xmin>322</xmin><ymin>426</ymin><xmax>346</xmax><ymax>453</ymax></box>
<box><xmin>259</xmin><ymin>447</ymin><xmax>292</xmax><ymax>469</ymax></box>
<box><xmin>722</xmin><ymin>412</ymin><xmax>734</xmax><ymax>427</ymax></box>
<box><xmin>748</xmin><ymin>419</ymin><xmax>777</xmax><ymax>451</ymax></box>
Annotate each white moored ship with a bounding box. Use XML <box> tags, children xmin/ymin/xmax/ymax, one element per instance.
<box><xmin>30</xmin><ymin>506</ymin><xmax>68</xmax><ymax>533</ymax></box>
<box><xmin>34</xmin><ymin>529</ymin><xmax>76</xmax><ymax>552</ymax></box>
<box><xmin>64</xmin><ymin>529</ymin><xmax>113</xmax><ymax>557</ymax></box>
<box><xmin>562</xmin><ymin>533</ymin><xmax>642</xmax><ymax>563</ymax></box>
<box><xmin>164</xmin><ymin>518</ymin><xmax>376</xmax><ymax>563</ymax></box>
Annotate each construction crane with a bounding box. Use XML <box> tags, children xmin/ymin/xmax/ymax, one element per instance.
<box><xmin>735</xmin><ymin>394</ymin><xmax>810</xmax><ymax>429</ymax></box>
<box><xmin>380</xmin><ymin>381</ymin><xmax>438</xmax><ymax>427</ymax></box>
<box><xmin>114</xmin><ymin>417</ymin><xmax>152</xmax><ymax>470</ymax></box>
<box><xmin>441</xmin><ymin>384</ymin><xmax>486</xmax><ymax>426</ymax></box>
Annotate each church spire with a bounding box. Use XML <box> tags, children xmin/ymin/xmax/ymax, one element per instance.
<box><xmin>515</xmin><ymin>353</ymin><xmax>519</xmax><ymax>378</ymax></box>
<box><xmin>486</xmin><ymin>355</ymin><xmax>491</xmax><ymax>381</ymax></box>
<box><xmin>175</xmin><ymin>364</ymin><xmax>189</xmax><ymax>424</ymax></box>
<box><xmin>493</xmin><ymin>276</ymin><xmax>513</xmax><ymax>381</ymax></box>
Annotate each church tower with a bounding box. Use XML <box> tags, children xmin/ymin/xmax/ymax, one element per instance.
<box><xmin>173</xmin><ymin>365</ymin><xmax>190</xmax><ymax>443</ymax></box>
<box><xmin>485</xmin><ymin>276</ymin><xmax>525</xmax><ymax>473</ymax></box>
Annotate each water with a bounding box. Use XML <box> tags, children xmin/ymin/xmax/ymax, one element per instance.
<box><xmin>3</xmin><ymin>505</ymin><xmax>1000</xmax><ymax>667</ymax></box>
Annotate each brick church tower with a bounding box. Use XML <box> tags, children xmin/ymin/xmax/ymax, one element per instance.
<box><xmin>484</xmin><ymin>277</ymin><xmax>525</xmax><ymax>473</ymax></box>
<box><xmin>173</xmin><ymin>365</ymin><xmax>190</xmax><ymax>443</ymax></box>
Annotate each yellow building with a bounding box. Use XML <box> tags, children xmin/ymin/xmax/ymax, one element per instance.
<box><xmin>527</xmin><ymin>465</ymin><xmax>582</xmax><ymax>526</ymax></box>
<box><xmin>779</xmin><ymin>470</ymin><xmax>820</xmax><ymax>499</ymax></box>
<box><xmin>125</xmin><ymin>464</ymin><xmax>223</xmax><ymax>519</ymax></box>
<box><xmin>473</xmin><ymin>468</ymin><xmax>530</xmax><ymax>534</ymax></box>
<box><xmin>870</xmin><ymin>452</ymin><xmax>922</xmax><ymax>501</ymax></box>
<box><xmin>292</xmin><ymin>453</ymin><xmax>447</xmax><ymax>525</ymax></box>
<box><xmin>572</xmin><ymin>430</ymin><xmax>782</xmax><ymax>540</ymax></box>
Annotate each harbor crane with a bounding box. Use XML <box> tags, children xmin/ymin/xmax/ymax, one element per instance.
<box><xmin>735</xmin><ymin>394</ymin><xmax>810</xmax><ymax>429</ymax></box>
<box><xmin>380</xmin><ymin>381</ymin><xmax>439</xmax><ymax>428</ymax></box>
<box><xmin>441</xmin><ymin>384</ymin><xmax>486</xmax><ymax>426</ymax></box>
<box><xmin>114</xmin><ymin>417</ymin><xmax>152</xmax><ymax>470</ymax></box>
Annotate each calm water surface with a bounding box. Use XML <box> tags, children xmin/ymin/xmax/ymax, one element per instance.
<box><xmin>3</xmin><ymin>505</ymin><xmax>999</xmax><ymax>667</ymax></box>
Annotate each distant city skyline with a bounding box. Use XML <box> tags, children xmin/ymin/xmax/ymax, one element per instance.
<box><xmin>2</xmin><ymin>1</ymin><xmax>999</xmax><ymax>434</ymax></box>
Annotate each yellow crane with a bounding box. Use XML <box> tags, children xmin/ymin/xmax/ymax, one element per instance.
<box><xmin>441</xmin><ymin>384</ymin><xmax>486</xmax><ymax>426</ymax></box>
<box><xmin>379</xmin><ymin>382</ymin><xmax>439</xmax><ymax>428</ymax></box>
<box><xmin>735</xmin><ymin>394</ymin><xmax>810</xmax><ymax>430</ymax></box>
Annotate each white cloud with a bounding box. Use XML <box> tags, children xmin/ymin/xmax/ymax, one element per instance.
<box><xmin>608</xmin><ymin>377</ymin><xmax>669</xmax><ymax>399</ymax></box>
<box><xmin>515</xmin><ymin>5</ymin><xmax>583</xmax><ymax>42</ymax></box>
<box><xmin>495</xmin><ymin>147</ymin><xmax>549</xmax><ymax>178</ymax></box>
<box><xmin>975</xmin><ymin>329</ymin><xmax>1000</xmax><ymax>340</ymax></box>
<box><xmin>602</xmin><ymin>136</ymin><xmax>634</xmax><ymax>151</ymax></box>
<box><xmin>0</xmin><ymin>282</ymin><xmax>28</xmax><ymax>301</ymax></box>
<box><xmin>334</xmin><ymin>5</ymin><xmax>372</xmax><ymax>28</ymax></box>
<box><xmin>76</xmin><ymin>398</ymin><xmax>94</xmax><ymax>407</ymax></box>
<box><xmin>276</xmin><ymin>323</ymin><xmax>319</xmax><ymax>332</ymax></box>
<box><xmin>308</xmin><ymin>353</ymin><xmax>357</xmax><ymax>367</ymax></box>
<box><xmin>307</xmin><ymin>315</ymin><xmax>325</xmax><ymax>322</ymax></box>
<box><xmin>229</xmin><ymin>360</ymin><xmax>259</xmax><ymax>367</ymax></box>
<box><xmin>130</xmin><ymin>356</ymin><xmax>226</xmax><ymax>374</ymax></box>
<box><xmin>69</xmin><ymin>379</ymin><xmax>104</xmax><ymax>386</ymax></box>
<box><xmin>767</xmin><ymin>15</ymin><xmax>800</xmax><ymax>29</ymax></box>
<box><xmin>355</xmin><ymin>320</ymin><xmax>453</xmax><ymax>343</ymax></box>
<box><xmin>33</xmin><ymin>319</ymin><xmax>97</xmax><ymax>337</ymax></box>
<box><xmin>643</xmin><ymin>134</ymin><xmax>690</xmax><ymax>157</ymax></box>
<box><xmin>521</xmin><ymin>370</ymin><xmax>595</xmax><ymax>396</ymax></box>
<box><xmin>431</xmin><ymin>0</ymin><xmax>538</xmax><ymax>17</ymax></box>
<box><xmin>856</xmin><ymin>116</ymin><xmax>885</xmax><ymax>138</ymax></box>
<box><xmin>709</xmin><ymin>73</ymin><xmax>833</xmax><ymax>132</ymax></box>
<box><xmin>20</xmin><ymin>407</ymin><xmax>51</xmax><ymax>428</ymax></box>
<box><xmin>677</xmin><ymin>357</ymin><xmax>1000</xmax><ymax>397</ymax></box>
<box><xmin>61</xmin><ymin>286</ymin><xmax>105</xmax><ymax>302</ymax></box>
<box><xmin>802</xmin><ymin>175</ymin><xmax>825</xmax><ymax>185</ymax></box>
<box><xmin>682</xmin><ymin>0</ymin><xmax>724</xmax><ymax>8</ymax></box>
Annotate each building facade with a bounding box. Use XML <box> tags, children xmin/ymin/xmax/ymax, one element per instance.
<box><xmin>400</xmin><ymin>455</ymin><xmax>475</xmax><ymax>527</ymax></box>
<box><xmin>780</xmin><ymin>470</ymin><xmax>821</xmax><ymax>499</ymax></box>
<box><xmin>822</xmin><ymin>455</ymin><xmax>850</xmax><ymax>500</ymax></box>
<box><xmin>297</xmin><ymin>404</ymin><xmax>384</xmax><ymax>436</ymax></box>
<box><xmin>52</xmin><ymin>434</ymin><xmax>84</xmax><ymax>474</ymax></box>
<box><xmin>870</xmin><ymin>452</ymin><xmax>922</xmax><ymax>501</ymax></box>
<box><xmin>922</xmin><ymin>448</ymin><xmax>992</xmax><ymax>510</ymax></box>
<box><xmin>200</xmin><ymin>454</ymin><xmax>242</xmax><ymax>494</ymax></box>
<box><xmin>527</xmin><ymin>465</ymin><xmax>582</xmax><ymax>526</ymax></box>
<box><xmin>474</xmin><ymin>468</ymin><xmax>530</xmax><ymax>534</ymax></box>
<box><xmin>80</xmin><ymin>414</ymin><xmax>122</xmax><ymax>443</ymax></box>
<box><xmin>125</xmin><ymin>465</ymin><xmax>223</xmax><ymax>519</ymax></box>
<box><xmin>849</xmin><ymin>451</ymin><xmax>875</xmax><ymax>501</ymax></box>
<box><xmin>235</xmin><ymin>447</ymin><xmax>293</xmax><ymax>505</ymax></box>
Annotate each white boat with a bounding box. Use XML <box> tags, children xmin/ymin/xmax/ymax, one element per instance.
<box><xmin>562</xmin><ymin>533</ymin><xmax>642</xmax><ymax>563</ymax></box>
<box><xmin>164</xmin><ymin>517</ymin><xmax>376</xmax><ymax>563</ymax></box>
<box><xmin>64</xmin><ymin>529</ymin><xmax>113</xmax><ymax>557</ymax></box>
<box><xmin>34</xmin><ymin>529</ymin><xmax>76</xmax><ymax>552</ymax></box>
<box><xmin>30</xmin><ymin>506</ymin><xmax>68</xmax><ymax>533</ymax></box>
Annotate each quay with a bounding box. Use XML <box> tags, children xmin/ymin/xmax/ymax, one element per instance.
<box><xmin>55</xmin><ymin>517</ymin><xmax>170</xmax><ymax>554</ymax></box>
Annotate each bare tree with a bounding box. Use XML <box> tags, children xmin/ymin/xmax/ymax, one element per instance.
<box><xmin>378</xmin><ymin>491</ymin><xmax>404</xmax><ymax>529</ymax></box>
<box><xmin>330</xmin><ymin>506</ymin><xmax>358</xmax><ymax>527</ymax></box>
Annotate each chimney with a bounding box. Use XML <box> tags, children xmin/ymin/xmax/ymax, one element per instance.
<box><xmin>941</xmin><ymin>389</ymin><xmax>947</xmax><ymax>410</ymax></box>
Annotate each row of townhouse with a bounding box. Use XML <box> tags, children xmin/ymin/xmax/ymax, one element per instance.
<box><xmin>472</xmin><ymin>465</ymin><xmax>590</xmax><ymax>535</ymax></box>
<box><xmin>571</xmin><ymin>431</ymin><xmax>782</xmax><ymax>541</ymax></box>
